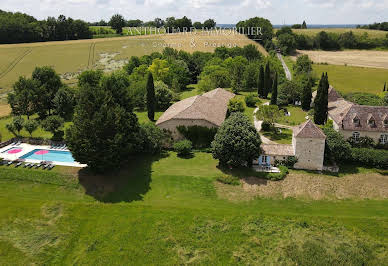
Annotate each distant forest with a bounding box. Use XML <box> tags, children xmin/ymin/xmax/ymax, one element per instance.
<box><xmin>0</xmin><ymin>10</ymin><xmax>92</xmax><ymax>44</ymax></box>
<box><xmin>358</xmin><ymin>22</ymin><xmax>388</xmax><ymax>31</ymax></box>
<box><xmin>0</xmin><ymin>10</ymin><xmax>217</xmax><ymax>44</ymax></box>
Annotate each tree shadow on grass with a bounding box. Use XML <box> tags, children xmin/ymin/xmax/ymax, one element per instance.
<box><xmin>78</xmin><ymin>152</ymin><xmax>169</xmax><ymax>203</ymax></box>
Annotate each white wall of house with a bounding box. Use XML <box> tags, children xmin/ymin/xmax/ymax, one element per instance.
<box><xmin>338</xmin><ymin>129</ymin><xmax>388</xmax><ymax>144</ymax></box>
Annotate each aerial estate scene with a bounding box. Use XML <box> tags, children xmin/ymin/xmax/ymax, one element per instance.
<box><xmin>1</xmin><ymin>0</ymin><xmax>388</xmax><ymax>264</ymax></box>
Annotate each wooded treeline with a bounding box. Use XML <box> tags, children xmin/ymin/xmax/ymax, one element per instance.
<box><xmin>0</xmin><ymin>10</ymin><xmax>91</xmax><ymax>44</ymax></box>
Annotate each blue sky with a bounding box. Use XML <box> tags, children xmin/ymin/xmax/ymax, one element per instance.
<box><xmin>1</xmin><ymin>0</ymin><xmax>387</xmax><ymax>24</ymax></box>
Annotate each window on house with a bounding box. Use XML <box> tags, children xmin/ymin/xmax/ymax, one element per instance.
<box><xmin>380</xmin><ymin>134</ymin><xmax>388</xmax><ymax>145</ymax></box>
<box><xmin>384</xmin><ymin>119</ymin><xmax>388</xmax><ymax>128</ymax></box>
<box><xmin>353</xmin><ymin>117</ymin><xmax>360</xmax><ymax>126</ymax></box>
<box><xmin>352</xmin><ymin>132</ymin><xmax>360</xmax><ymax>142</ymax></box>
<box><xmin>261</xmin><ymin>156</ymin><xmax>268</xmax><ymax>164</ymax></box>
<box><xmin>368</xmin><ymin>118</ymin><xmax>376</xmax><ymax>127</ymax></box>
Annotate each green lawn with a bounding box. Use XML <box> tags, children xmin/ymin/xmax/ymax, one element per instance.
<box><xmin>0</xmin><ymin>152</ymin><xmax>387</xmax><ymax>264</ymax></box>
<box><xmin>262</xmin><ymin>127</ymin><xmax>293</xmax><ymax>144</ymax></box>
<box><xmin>278</xmin><ymin>106</ymin><xmax>308</xmax><ymax>126</ymax></box>
<box><xmin>313</xmin><ymin>64</ymin><xmax>388</xmax><ymax>96</ymax></box>
<box><xmin>0</xmin><ymin>115</ymin><xmax>73</xmax><ymax>142</ymax></box>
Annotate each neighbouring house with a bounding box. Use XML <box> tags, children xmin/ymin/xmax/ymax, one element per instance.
<box><xmin>156</xmin><ymin>88</ymin><xmax>235</xmax><ymax>139</ymax></box>
<box><xmin>319</xmin><ymin>87</ymin><xmax>388</xmax><ymax>145</ymax></box>
<box><xmin>255</xmin><ymin>120</ymin><xmax>326</xmax><ymax>171</ymax></box>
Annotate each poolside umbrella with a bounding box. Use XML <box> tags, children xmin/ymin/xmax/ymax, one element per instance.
<box><xmin>35</xmin><ymin>150</ymin><xmax>49</xmax><ymax>162</ymax></box>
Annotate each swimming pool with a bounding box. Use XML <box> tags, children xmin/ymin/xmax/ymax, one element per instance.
<box><xmin>20</xmin><ymin>149</ymin><xmax>76</xmax><ymax>163</ymax></box>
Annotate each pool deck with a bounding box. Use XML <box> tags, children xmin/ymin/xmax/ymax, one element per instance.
<box><xmin>0</xmin><ymin>143</ymin><xmax>86</xmax><ymax>168</ymax></box>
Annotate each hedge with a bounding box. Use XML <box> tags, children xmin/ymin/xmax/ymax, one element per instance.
<box><xmin>350</xmin><ymin>148</ymin><xmax>388</xmax><ymax>169</ymax></box>
<box><xmin>177</xmin><ymin>125</ymin><xmax>217</xmax><ymax>148</ymax></box>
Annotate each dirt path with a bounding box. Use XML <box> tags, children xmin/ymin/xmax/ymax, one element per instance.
<box><xmin>253</xmin><ymin>103</ymin><xmax>276</xmax><ymax>144</ymax></box>
<box><xmin>277</xmin><ymin>52</ymin><xmax>291</xmax><ymax>81</ymax></box>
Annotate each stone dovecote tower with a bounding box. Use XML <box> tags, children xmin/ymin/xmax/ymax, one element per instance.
<box><xmin>292</xmin><ymin>120</ymin><xmax>326</xmax><ymax>171</ymax></box>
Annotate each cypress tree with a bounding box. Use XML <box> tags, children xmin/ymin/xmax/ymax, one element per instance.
<box><xmin>270</xmin><ymin>72</ymin><xmax>278</xmax><ymax>105</ymax></box>
<box><xmin>314</xmin><ymin>73</ymin><xmax>324</xmax><ymax>125</ymax></box>
<box><xmin>384</xmin><ymin>82</ymin><xmax>386</xmax><ymax>92</ymax></box>
<box><xmin>302</xmin><ymin>20</ymin><xmax>307</xmax><ymax>29</ymax></box>
<box><xmin>301</xmin><ymin>76</ymin><xmax>312</xmax><ymax>110</ymax></box>
<box><xmin>263</xmin><ymin>61</ymin><xmax>271</xmax><ymax>98</ymax></box>
<box><xmin>314</xmin><ymin>73</ymin><xmax>329</xmax><ymax>125</ymax></box>
<box><xmin>146</xmin><ymin>72</ymin><xmax>156</xmax><ymax>121</ymax></box>
<box><xmin>258</xmin><ymin>65</ymin><xmax>265</xmax><ymax>97</ymax></box>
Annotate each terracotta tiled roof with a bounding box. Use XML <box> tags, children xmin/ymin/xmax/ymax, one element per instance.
<box><xmin>328</xmin><ymin>98</ymin><xmax>354</xmax><ymax>125</ymax></box>
<box><xmin>312</xmin><ymin>86</ymin><xmax>341</xmax><ymax>103</ymax></box>
<box><xmin>261</xmin><ymin>144</ymin><xmax>295</xmax><ymax>156</ymax></box>
<box><xmin>156</xmin><ymin>88</ymin><xmax>235</xmax><ymax>127</ymax></box>
<box><xmin>341</xmin><ymin>105</ymin><xmax>388</xmax><ymax>132</ymax></box>
<box><xmin>326</xmin><ymin>88</ymin><xmax>388</xmax><ymax>132</ymax></box>
<box><xmin>293</xmin><ymin>120</ymin><xmax>326</xmax><ymax>139</ymax></box>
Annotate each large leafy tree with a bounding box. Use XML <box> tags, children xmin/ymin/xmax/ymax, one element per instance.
<box><xmin>109</xmin><ymin>14</ymin><xmax>126</xmax><ymax>34</ymax></box>
<box><xmin>203</xmin><ymin>19</ymin><xmax>216</xmax><ymax>29</ymax></box>
<box><xmin>53</xmin><ymin>86</ymin><xmax>75</xmax><ymax>120</ymax></box>
<box><xmin>32</xmin><ymin>66</ymin><xmax>62</xmax><ymax>117</ymax></box>
<box><xmin>66</xmin><ymin>71</ymin><xmax>141</xmax><ymax>172</ymax></box>
<box><xmin>146</xmin><ymin>72</ymin><xmax>156</xmax><ymax>121</ymax></box>
<box><xmin>243</xmin><ymin>61</ymin><xmax>260</xmax><ymax>91</ymax></box>
<box><xmin>236</xmin><ymin>17</ymin><xmax>273</xmax><ymax>44</ymax></box>
<box><xmin>293</xmin><ymin>55</ymin><xmax>313</xmax><ymax>76</ymax></box>
<box><xmin>224</xmin><ymin>56</ymin><xmax>248</xmax><ymax>93</ymax></box>
<box><xmin>212</xmin><ymin>112</ymin><xmax>261</xmax><ymax>167</ymax></box>
<box><xmin>7</xmin><ymin>76</ymin><xmax>37</xmax><ymax>119</ymax></box>
<box><xmin>256</xmin><ymin>105</ymin><xmax>282</xmax><ymax>127</ymax></box>
<box><xmin>322</xmin><ymin>124</ymin><xmax>351</xmax><ymax>163</ymax></box>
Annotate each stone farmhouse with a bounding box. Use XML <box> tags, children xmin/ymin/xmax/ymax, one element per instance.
<box><xmin>156</xmin><ymin>88</ymin><xmax>235</xmax><ymax>139</ymax></box>
<box><xmin>258</xmin><ymin>120</ymin><xmax>326</xmax><ymax>171</ymax></box>
<box><xmin>157</xmin><ymin>88</ymin><xmax>327</xmax><ymax>171</ymax></box>
<box><xmin>314</xmin><ymin>87</ymin><xmax>388</xmax><ymax>145</ymax></box>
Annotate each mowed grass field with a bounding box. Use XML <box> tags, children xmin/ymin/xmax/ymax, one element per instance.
<box><xmin>312</xmin><ymin>64</ymin><xmax>388</xmax><ymax>96</ymax></box>
<box><xmin>0</xmin><ymin>33</ymin><xmax>266</xmax><ymax>93</ymax></box>
<box><xmin>0</xmin><ymin>152</ymin><xmax>388</xmax><ymax>264</ymax></box>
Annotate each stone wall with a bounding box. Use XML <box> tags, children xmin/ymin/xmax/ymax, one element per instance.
<box><xmin>339</xmin><ymin>129</ymin><xmax>387</xmax><ymax>144</ymax></box>
<box><xmin>293</xmin><ymin>137</ymin><xmax>325</xmax><ymax>171</ymax></box>
<box><xmin>157</xmin><ymin>119</ymin><xmax>218</xmax><ymax>140</ymax></box>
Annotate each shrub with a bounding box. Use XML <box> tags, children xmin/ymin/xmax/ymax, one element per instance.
<box><xmin>347</xmin><ymin>136</ymin><xmax>375</xmax><ymax>148</ymax></box>
<box><xmin>245</xmin><ymin>94</ymin><xmax>257</xmax><ymax>107</ymax></box>
<box><xmin>275</xmin><ymin>156</ymin><xmax>298</xmax><ymax>168</ymax></box>
<box><xmin>323</xmin><ymin>126</ymin><xmax>352</xmax><ymax>163</ymax></box>
<box><xmin>176</xmin><ymin>125</ymin><xmax>217</xmax><ymax>148</ymax></box>
<box><xmin>217</xmin><ymin>175</ymin><xmax>240</xmax><ymax>186</ymax></box>
<box><xmin>139</xmin><ymin>123</ymin><xmax>166</xmax><ymax>154</ymax></box>
<box><xmin>227</xmin><ymin>98</ymin><xmax>245</xmax><ymax>117</ymax></box>
<box><xmin>261</xmin><ymin>121</ymin><xmax>271</xmax><ymax>131</ymax></box>
<box><xmin>173</xmin><ymin>140</ymin><xmax>193</xmax><ymax>156</ymax></box>
<box><xmin>350</xmin><ymin>148</ymin><xmax>388</xmax><ymax>169</ymax></box>
<box><xmin>267</xmin><ymin>166</ymin><xmax>289</xmax><ymax>181</ymax></box>
<box><xmin>155</xmin><ymin>81</ymin><xmax>173</xmax><ymax>110</ymax></box>
<box><xmin>344</xmin><ymin>92</ymin><xmax>383</xmax><ymax>106</ymax></box>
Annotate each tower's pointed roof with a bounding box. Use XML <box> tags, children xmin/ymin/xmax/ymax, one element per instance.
<box><xmin>293</xmin><ymin>120</ymin><xmax>326</xmax><ymax>139</ymax></box>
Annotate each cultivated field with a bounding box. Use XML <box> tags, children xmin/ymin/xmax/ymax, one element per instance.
<box><xmin>296</xmin><ymin>49</ymin><xmax>388</xmax><ymax>69</ymax></box>
<box><xmin>312</xmin><ymin>64</ymin><xmax>388</xmax><ymax>95</ymax></box>
<box><xmin>0</xmin><ymin>33</ymin><xmax>266</xmax><ymax>93</ymax></box>
<box><xmin>292</xmin><ymin>28</ymin><xmax>388</xmax><ymax>38</ymax></box>
<box><xmin>0</xmin><ymin>153</ymin><xmax>387</xmax><ymax>264</ymax></box>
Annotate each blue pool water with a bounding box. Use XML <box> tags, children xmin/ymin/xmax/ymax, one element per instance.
<box><xmin>20</xmin><ymin>149</ymin><xmax>76</xmax><ymax>163</ymax></box>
